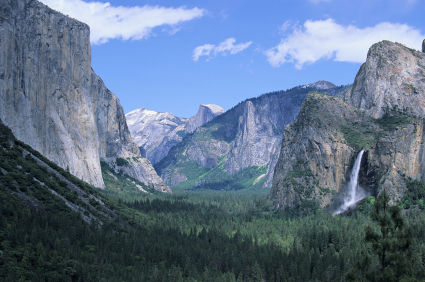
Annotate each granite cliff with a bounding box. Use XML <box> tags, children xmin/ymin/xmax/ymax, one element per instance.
<box><xmin>346</xmin><ymin>41</ymin><xmax>425</xmax><ymax>118</ymax></box>
<box><xmin>126</xmin><ymin>104</ymin><xmax>225</xmax><ymax>165</ymax></box>
<box><xmin>0</xmin><ymin>0</ymin><xmax>170</xmax><ymax>192</ymax></box>
<box><xmin>270</xmin><ymin>40</ymin><xmax>425</xmax><ymax>209</ymax></box>
<box><xmin>155</xmin><ymin>82</ymin><xmax>350</xmax><ymax>189</ymax></box>
<box><xmin>186</xmin><ymin>104</ymin><xmax>226</xmax><ymax>133</ymax></box>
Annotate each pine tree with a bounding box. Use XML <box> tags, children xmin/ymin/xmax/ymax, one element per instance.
<box><xmin>251</xmin><ymin>261</ymin><xmax>263</xmax><ymax>282</ymax></box>
<box><xmin>236</xmin><ymin>271</ymin><xmax>243</xmax><ymax>282</ymax></box>
<box><xmin>347</xmin><ymin>189</ymin><xmax>416</xmax><ymax>282</ymax></box>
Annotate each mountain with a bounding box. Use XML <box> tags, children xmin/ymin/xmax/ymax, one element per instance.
<box><xmin>186</xmin><ymin>104</ymin><xmax>226</xmax><ymax>133</ymax></box>
<box><xmin>126</xmin><ymin>104</ymin><xmax>225</xmax><ymax>165</ymax></box>
<box><xmin>269</xmin><ymin>40</ymin><xmax>425</xmax><ymax>210</ymax></box>
<box><xmin>0</xmin><ymin>117</ymin><xmax>131</xmax><ymax>228</ymax></box>
<box><xmin>0</xmin><ymin>0</ymin><xmax>170</xmax><ymax>193</ymax></box>
<box><xmin>154</xmin><ymin>82</ymin><xmax>351</xmax><ymax>189</ymax></box>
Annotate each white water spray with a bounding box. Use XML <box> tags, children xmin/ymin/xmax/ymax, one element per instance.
<box><xmin>334</xmin><ymin>150</ymin><xmax>367</xmax><ymax>215</ymax></box>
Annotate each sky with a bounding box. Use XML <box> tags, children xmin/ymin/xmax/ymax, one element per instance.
<box><xmin>40</xmin><ymin>0</ymin><xmax>425</xmax><ymax>118</ymax></box>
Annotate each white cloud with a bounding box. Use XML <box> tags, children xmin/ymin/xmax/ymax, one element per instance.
<box><xmin>279</xmin><ymin>21</ymin><xmax>292</xmax><ymax>34</ymax></box>
<box><xmin>193</xmin><ymin>44</ymin><xmax>215</xmax><ymax>62</ymax></box>
<box><xmin>39</xmin><ymin>0</ymin><xmax>205</xmax><ymax>44</ymax></box>
<box><xmin>193</xmin><ymin>38</ymin><xmax>252</xmax><ymax>61</ymax></box>
<box><xmin>265</xmin><ymin>19</ymin><xmax>425</xmax><ymax>69</ymax></box>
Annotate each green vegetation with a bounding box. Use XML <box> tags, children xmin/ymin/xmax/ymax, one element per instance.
<box><xmin>100</xmin><ymin>161</ymin><xmax>158</xmax><ymax>202</ymax></box>
<box><xmin>177</xmin><ymin>158</ymin><xmax>210</xmax><ymax>180</ymax></box>
<box><xmin>175</xmin><ymin>154</ymin><xmax>267</xmax><ymax>191</ymax></box>
<box><xmin>347</xmin><ymin>190</ymin><xmax>416</xmax><ymax>281</ymax></box>
<box><xmin>285</xmin><ymin>159</ymin><xmax>314</xmax><ymax>180</ymax></box>
<box><xmin>2</xmin><ymin>119</ymin><xmax>425</xmax><ymax>281</ymax></box>
<box><xmin>280</xmin><ymin>159</ymin><xmax>319</xmax><ymax>203</ymax></box>
<box><xmin>400</xmin><ymin>179</ymin><xmax>425</xmax><ymax>210</ymax></box>
<box><xmin>116</xmin><ymin>157</ymin><xmax>129</xmax><ymax>167</ymax></box>
<box><xmin>339</xmin><ymin>107</ymin><xmax>415</xmax><ymax>151</ymax></box>
<box><xmin>206</xmin><ymin>105</ymin><xmax>244</xmax><ymax>143</ymax></box>
<box><xmin>375</xmin><ymin>107</ymin><xmax>414</xmax><ymax>132</ymax></box>
<box><xmin>339</xmin><ymin>124</ymin><xmax>380</xmax><ymax>150</ymax></box>
<box><xmin>156</xmin><ymin>84</ymin><xmax>351</xmax><ymax>192</ymax></box>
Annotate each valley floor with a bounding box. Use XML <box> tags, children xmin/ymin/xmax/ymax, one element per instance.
<box><xmin>1</xmin><ymin>126</ymin><xmax>424</xmax><ymax>281</ymax></box>
<box><xmin>2</xmin><ymin>177</ymin><xmax>425</xmax><ymax>281</ymax></box>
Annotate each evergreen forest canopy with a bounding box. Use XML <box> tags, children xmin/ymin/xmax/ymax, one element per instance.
<box><xmin>1</xmin><ymin>119</ymin><xmax>425</xmax><ymax>281</ymax></box>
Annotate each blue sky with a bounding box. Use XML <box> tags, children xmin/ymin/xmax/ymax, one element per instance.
<box><xmin>41</xmin><ymin>0</ymin><xmax>425</xmax><ymax>118</ymax></box>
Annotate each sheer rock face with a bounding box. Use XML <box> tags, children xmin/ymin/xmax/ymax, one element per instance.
<box><xmin>346</xmin><ymin>41</ymin><xmax>425</xmax><ymax>118</ymax></box>
<box><xmin>347</xmin><ymin>41</ymin><xmax>425</xmax><ymax>202</ymax></box>
<box><xmin>365</xmin><ymin>120</ymin><xmax>425</xmax><ymax>202</ymax></box>
<box><xmin>126</xmin><ymin>108</ymin><xmax>189</xmax><ymax>165</ymax></box>
<box><xmin>269</xmin><ymin>93</ymin><xmax>425</xmax><ymax>209</ymax></box>
<box><xmin>224</xmin><ymin>99</ymin><xmax>287</xmax><ymax>185</ymax></box>
<box><xmin>269</xmin><ymin>93</ymin><xmax>364</xmax><ymax>208</ymax></box>
<box><xmin>0</xmin><ymin>0</ymin><xmax>170</xmax><ymax>192</ymax></box>
<box><xmin>155</xmin><ymin>84</ymin><xmax>348</xmax><ymax>189</ymax></box>
<box><xmin>270</xmin><ymin>41</ymin><xmax>425</xmax><ymax>209</ymax></box>
<box><xmin>156</xmin><ymin>94</ymin><xmax>299</xmax><ymax>188</ymax></box>
<box><xmin>186</xmin><ymin>104</ymin><xmax>226</xmax><ymax>133</ymax></box>
<box><xmin>125</xmin><ymin>104</ymin><xmax>225</xmax><ymax>165</ymax></box>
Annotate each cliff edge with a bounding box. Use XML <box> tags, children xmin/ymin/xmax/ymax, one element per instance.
<box><xmin>0</xmin><ymin>0</ymin><xmax>170</xmax><ymax>192</ymax></box>
<box><xmin>270</xmin><ymin>41</ymin><xmax>425</xmax><ymax>209</ymax></box>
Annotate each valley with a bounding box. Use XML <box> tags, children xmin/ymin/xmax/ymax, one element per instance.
<box><xmin>1</xmin><ymin>0</ymin><xmax>425</xmax><ymax>281</ymax></box>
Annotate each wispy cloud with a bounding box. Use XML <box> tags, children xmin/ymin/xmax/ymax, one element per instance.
<box><xmin>279</xmin><ymin>20</ymin><xmax>292</xmax><ymax>34</ymax></box>
<box><xmin>219</xmin><ymin>10</ymin><xmax>229</xmax><ymax>21</ymax></box>
<box><xmin>265</xmin><ymin>19</ymin><xmax>424</xmax><ymax>69</ymax></box>
<box><xmin>193</xmin><ymin>38</ymin><xmax>253</xmax><ymax>62</ymax></box>
<box><xmin>40</xmin><ymin>0</ymin><xmax>205</xmax><ymax>44</ymax></box>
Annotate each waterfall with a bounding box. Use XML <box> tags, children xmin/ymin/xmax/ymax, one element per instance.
<box><xmin>334</xmin><ymin>150</ymin><xmax>366</xmax><ymax>215</ymax></box>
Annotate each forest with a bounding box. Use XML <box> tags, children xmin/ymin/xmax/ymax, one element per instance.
<box><xmin>1</xmin><ymin>120</ymin><xmax>425</xmax><ymax>281</ymax></box>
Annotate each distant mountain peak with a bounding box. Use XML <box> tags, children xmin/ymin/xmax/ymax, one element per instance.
<box><xmin>186</xmin><ymin>104</ymin><xmax>226</xmax><ymax>133</ymax></box>
<box><xmin>125</xmin><ymin>104</ymin><xmax>225</xmax><ymax>165</ymax></box>
<box><xmin>200</xmin><ymin>104</ymin><xmax>226</xmax><ymax>115</ymax></box>
<box><xmin>303</xmin><ymin>80</ymin><xmax>337</xmax><ymax>90</ymax></box>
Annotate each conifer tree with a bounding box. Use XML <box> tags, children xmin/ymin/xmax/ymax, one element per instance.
<box><xmin>251</xmin><ymin>261</ymin><xmax>263</xmax><ymax>282</ymax></box>
<box><xmin>347</xmin><ymin>189</ymin><xmax>416</xmax><ymax>282</ymax></box>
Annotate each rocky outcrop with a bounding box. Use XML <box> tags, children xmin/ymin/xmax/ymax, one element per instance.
<box><xmin>186</xmin><ymin>104</ymin><xmax>226</xmax><ymax>133</ymax></box>
<box><xmin>363</xmin><ymin>120</ymin><xmax>425</xmax><ymax>202</ymax></box>
<box><xmin>126</xmin><ymin>104</ymin><xmax>225</xmax><ymax>165</ymax></box>
<box><xmin>270</xmin><ymin>40</ymin><xmax>425</xmax><ymax>209</ymax></box>
<box><xmin>422</xmin><ymin>39</ymin><xmax>425</xmax><ymax>53</ymax></box>
<box><xmin>126</xmin><ymin>108</ymin><xmax>188</xmax><ymax>164</ymax></box>
<box><xmin>302</xmin><ymin>80</ymin><xmax>337</xmax><ymax>90</ymax></box>
<box><xmin>0</xmin><ymin>0</ymin><xmax>170</xmax><ymax>192</ymax></box>
<box><xmin>101</xmin><ymin>156</ymin><xmax>170</xmax><ymax>193</ymax></box>
<box><xmin>155</xmin><ymin>83</ymin><xmax>349</xmax><ymax>189</ymax></box>
<box><xmin>347</xmin><ymin>41</ymin><xmax>425</xmax><ymax>202</ymax></box>
<box><xmin>346</xmin><ymin>41</ymin><xmax>425</xmax><ymax>118</ymax></box>
<box><xmin>269</xmin><ymin>93</ymin><xmax>380</xmax><ymax>208</ymax></box>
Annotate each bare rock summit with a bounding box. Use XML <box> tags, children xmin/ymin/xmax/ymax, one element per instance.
<box><xmin>186</xmin><ymin>104</ymin><xmax>226</xmax><ymax>133</ymax></box>
<box><xmin>126</xmin><ymin>104</ymin><xmax>225</xmax><ymax>165</ymax></box>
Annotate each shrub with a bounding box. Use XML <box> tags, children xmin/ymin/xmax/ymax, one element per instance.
<box><xmin>116</xmin><ymin>158</ymin><xmax>129</xmax><ymax>167</ymax></box>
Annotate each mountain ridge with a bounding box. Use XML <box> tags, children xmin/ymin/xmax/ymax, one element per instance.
<box><xmin>126</xmin><ymin>104</ymin><xmax>225</xmax><ymax>165</ymax></box>
<box><xmin>0</xmin><ymin>0</ymin><xmax>170</xmax><ymax>192</ymax></box>
<box><xmin>154</xmin><ymin>82</ymin><xmax>351</xmax><ymax>190</ymax></box>
<box><xmin>270</xmin><ymin>40</ymin><xmax>425</xmax><ymax>210</ymax></box>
